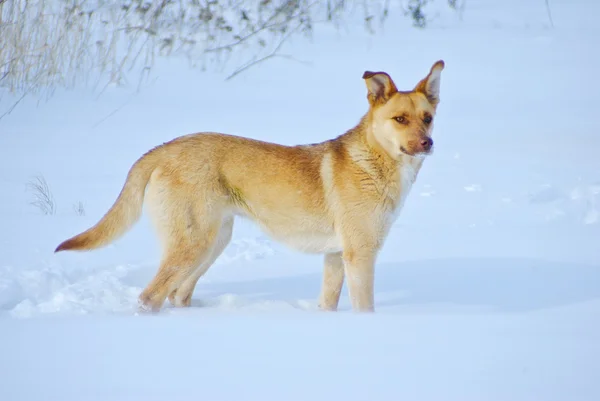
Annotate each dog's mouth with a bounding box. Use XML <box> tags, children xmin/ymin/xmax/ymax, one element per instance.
<box><xmin>400</xmin><ymin>146</ymin><xmax>432</xmax><ymax>157</ymax></box>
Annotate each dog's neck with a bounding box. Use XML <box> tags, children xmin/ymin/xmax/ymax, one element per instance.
<box><xmin>362</xmin><ymin>114</ymin><xmax>391</xmax><ymax>162</ymax></box>
<box><xmin>340</xmin><ymin>112</ymin><xmax>425</xmax><ymax>189</ymax></box>
<box><xmin>345</xmin><ymin>113</ymin><xmax>400</xmax><ymax>166</ymax></box>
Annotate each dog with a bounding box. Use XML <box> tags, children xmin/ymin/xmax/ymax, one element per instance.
<box><xmin>55</xmin><ymin>60</ymin><xmax>445</xmax><ymax>313</ymax></box>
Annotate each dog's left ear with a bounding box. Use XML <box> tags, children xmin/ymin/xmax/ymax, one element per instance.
<box><xmin>414</xmin><ymin>60</ymin><xmax>445</xmax><ymax>107</ymax></box>
<box><xmin>362</xmin><ymin>71</ymin><xmax>398</xmax><ymax>105</ymax></box>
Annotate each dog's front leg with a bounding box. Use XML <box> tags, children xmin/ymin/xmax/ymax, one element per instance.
<box><xmin>342</xmin><ymin>249</ymin><xmax>376</xmax><ymax>312</ymax></box>
<box><xmin>318</xmin><ymin>252</ymin><xmax>344</xmax><ymax>311</ymax></box>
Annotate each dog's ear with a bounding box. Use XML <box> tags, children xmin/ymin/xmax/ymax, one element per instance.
<box><xmin>414</xmin><ymin>60</ymin><xmax>445</xmax><ymax>107</ymax></box>
<box><xmin>362</xmin><ymin>71</ymin><xmax>398</xmax><ymax>105</ymax></box>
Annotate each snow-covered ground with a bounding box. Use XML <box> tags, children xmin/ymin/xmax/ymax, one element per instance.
<box><xmin>1</xmin><ymin>1</ymin><xmax>599</xmax><ymax>400</ymax></box>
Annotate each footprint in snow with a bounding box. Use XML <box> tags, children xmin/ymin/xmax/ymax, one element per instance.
<box><xmin>529</xmin><ymin>183</ymin><xmax>599</xmax><ymax>225</ymax></box>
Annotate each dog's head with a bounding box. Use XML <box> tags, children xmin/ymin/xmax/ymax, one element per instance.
<box><xmin>362</xmin><ymin>60</ymin><xmax>444</xmax><ymax>159</ymax></box>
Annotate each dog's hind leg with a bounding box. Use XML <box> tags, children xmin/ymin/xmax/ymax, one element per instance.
<box><xmin>139</xmin><ymin>176</ymin><xmax>225</xmax><ymax>312</ymax></box>
<box><xmin>138</xmin><ymin>216</ymin><xmax>221</xmax><ymax>312</ymax></box>
<box><xmin>168</xmin><ymin>216</ymin><xmax>234</xmax><ymax>307</ymax></box>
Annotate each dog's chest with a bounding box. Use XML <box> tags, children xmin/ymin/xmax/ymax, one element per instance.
<box><xmin>381</xmin><ymin>159</ymin><xmax>419</xmax><ymax>227</ymax></box>
<box><xmin>397</xmin><ymin>159</ymin><xmax>419</xmax><ymax>210</ymax></box>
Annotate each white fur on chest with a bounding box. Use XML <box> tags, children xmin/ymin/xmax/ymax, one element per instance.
<box><xmin>386</xmin><ymin>159</ymin><xmax>419</xmax><ymax>226</ymax></box>
<box><xmin>398</xmin><ymin>159</ymin><xmax>419</xmax><ymax>208</ymax></box>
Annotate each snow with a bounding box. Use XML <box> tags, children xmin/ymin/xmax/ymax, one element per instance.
<box><xmin>1</xmin><ymin>0</ymin><xmax>599</xmax><ymax>400</ymax></box>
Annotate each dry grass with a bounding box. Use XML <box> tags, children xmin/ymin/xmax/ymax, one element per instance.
<box><xmin>26</xmin><ymin>175</ymin><xmax>56</xmax><ymax>215</ymax></box>
<box><xmin>73</xmin><ymin>201</ymin><xmax>86</xmax><ymax>216</ymax></box>
<box><xmin>0</xmin><ymin>1</ymin><xmax>460</xmax><ymax>118</ymax></box>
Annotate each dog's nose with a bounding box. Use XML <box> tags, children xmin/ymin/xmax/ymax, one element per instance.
<box><xmin>421</xmin><ymin>137</ymin><xmax>433</xmax><ymax>151</ymax></box>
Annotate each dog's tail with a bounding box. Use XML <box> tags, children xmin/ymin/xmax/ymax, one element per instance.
<box><xmin>55</xmin><ymin>148</ymin><xmax>161</xmax><ymax>253</ymax></box>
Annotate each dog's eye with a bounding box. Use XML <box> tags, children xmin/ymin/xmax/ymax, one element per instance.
<box><xmin>393</xmin><ymin>116</ymin><xmax>408</xmax><ymax>124</ymax></box>
<box><xmin>423</xmin><ymin>115</ymin><xmax>433</xmax><ymax>124</ymax></box>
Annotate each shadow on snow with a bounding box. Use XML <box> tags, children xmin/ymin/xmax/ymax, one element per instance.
<box><xmin>194</xmin><ymin>257</ymin><xmax>600</xmax><ymax>313</ymax></box>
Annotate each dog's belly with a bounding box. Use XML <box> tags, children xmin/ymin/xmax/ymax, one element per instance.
<box><xmin>274</xmin><ymin>232</ymin><xmax>343</xmax><ymax>254</ymax></box>
<box><xmin>231</xmin><ymin>201</ymin><xmax>342</xmax><ymax>254</ymax></box>
<box><xmin>253</xmin><ymin>218</ymin><xmax>342</xmax><ymax>254</ymax></box>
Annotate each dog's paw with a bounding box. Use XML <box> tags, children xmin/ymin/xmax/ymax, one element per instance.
<box><xmin>137</xmin><ymin>297</ymin><xmax>161</xmax><ymax>314</ymax></box>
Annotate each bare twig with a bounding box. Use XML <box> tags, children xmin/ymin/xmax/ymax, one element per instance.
<box><xmin>226</xmin><ymin>53</ymin><xmax>310</xmax><ymax>81</ymax></box>
<box><xmin>544</xmin><ymin>0</ymin><xmax>554</xmax><ymax>28</ymax></box>
<box><xmin>204</xmin><ymin>1</ymin><xmax>320</xmax><ymax>54</ymax></box>
<box><xmin>0</xmin><ymin>73</ymin><xmax>44</xmax><ymax>120</ymax></box>
<box><xmin>91</xmin><ymin>94</ymin><xmax>135</xmax><ymax>128</ymax></box>
<box><xmin>225</xmin><ymin>22</ymin><xmax>309</xmax><ymax>80</ymax></box>
<box><xmin>458</xmin><ymin>0</ymin><xmax>466</xmax><ymax>21</ymax></box>
<box><xmin>0</xmin><ymin>91</ymin><xmax>28</xmax><ymax>120</ymax></box>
